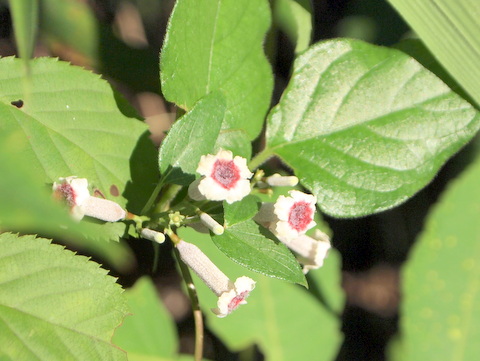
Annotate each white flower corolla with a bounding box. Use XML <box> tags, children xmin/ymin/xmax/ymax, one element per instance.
<box><xmin>53</xmin><ymin>176</ymin><xmax>90</xmax><ymax>220</ymax></box>
<box><xmin>188</xmin><ymin>149</ymin><xmax>253</xmax><ymax>204</ymax></box>
<box><xmin>255</xmin><ymin>190</ymin><xmax>317</xmax><ymax>242</ymax></box>
<box><xmin>287</xmin><ymin>229</ymin><xmax>331</xmax><ymax>274</ymax></box>
<box><xmin>176</xmin><ymin>240</ymin><xmax>255</xmax><ymax>317</ymax></box>
<box><xmin>53</xmin><ymin>176</ymin><xmax>126</xmax><ymax>222</ymax></box>
<box><xmin>213</xmin><ymin>276</ymin><xmax>256</xmax><ymax>318</ymax></box>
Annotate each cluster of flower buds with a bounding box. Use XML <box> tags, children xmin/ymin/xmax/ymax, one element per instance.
<box><xmin>52</xmin><ymin>176</ymin><xmax>126</xmax><ymax>222</ymax></box>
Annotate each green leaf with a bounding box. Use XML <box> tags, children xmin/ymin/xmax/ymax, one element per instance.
<box><xmin>274</xmin><ymin>0</ymin><xmax>312</xmax><ymax>54</ymax></box>
<box><xmin>394</xmin><ymin>39</ymin><xmax>470</xmax><ymax>103</ymax></box>
<box><xmin>0</xmin><ymin>127</ymin><xmax>132</xmax><ymax>269</ymax></box>
<box><xmin>113</xmin><ymin>277</ymin><xmax>178</xmax><ymax>361</ymax></box>
<box><xmin>307</xmin><ymin>246</ymin><xmax>345</xmax><ymax>316</ymax></box>
<box><xmin>179</xmin><ymin>228</ymin><xmax>342</xmax><ymax>361</ymax></box>
<box><xmin>398</xmin><ymin>154</ymin><xmax>480</xmax><ymax>360</ymax></box>
<box><xmin>212</xmin><ymin>219</ymin><xmax>306</xmax><ymax>286</ymax></box>
<box><xmin>158</xmin><ymin>92</ymin><xmax>226</xmax><ymax>185</ymax></box>
<box><xmin>0</xmin><ymin>233</ymin><xmax>128</xmax><ymax>361</ymax></box>
<box><xmin>0</xmin><ymin>56</ymin><xmax>158</xmax><ymax>214</ymax></box>
<box><xmin>214</xmin><ymin>129</ymin><xmax>252</xmax><ymax>160</ymax></box>
<box><xmin>262</xmin><ymin>38</ymin><xmax>480</xmax><ymax>217</ymax></box>
<box><xmin>223</xmin><ymin>195</ymin><xmax>260</xmax><ymax>227</ymax></box>
<box><xmin>9</xmin><ymin>0</ymin><xmax>38</xmax><ymax>60</ymax></box>
<box><xmin>387</xmin><ymin>0</ymin><xmax>480</xmax><ymax>107</ymax></box>
<box><xmin>160</xmin><ymin>0</ymin><xmax>273</xmax><ymax>140</ymax></box>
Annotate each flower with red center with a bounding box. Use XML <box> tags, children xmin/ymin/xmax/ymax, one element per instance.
<box><xmin>188</xmin><ymin>150</ymin><xmax>253</xmax><ymax>204</ymax></box>
<box><xmin>176</xmin><ymin>240</ymin><xmax>255</xmax><ymax>317</ymax></box>
<box><xmin>53</xmin><ymin>176</ymin><xmax>90</xmax><ymax>220</ymax></box>
<box><xmin>255</xmin><ymin>190</ymin><xmax>317</xmax><ymax>242</ymax></box>
<box><xmin>53</xmin><ymin>176</ymin><xmax>126</xmax><ymax>222</ymax></box>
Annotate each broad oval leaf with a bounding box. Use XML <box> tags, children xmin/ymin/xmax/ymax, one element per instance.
<box><xmin>0</xmin><ymin>56</ymin><xmax>158</xmax><ymax>214</ymax></box>
<box><xmin>399</xmin><ymin>153</ymin><xmax>480</xmax><ymax>360</ymax></box>
<box><xmin>160</xmin><ymin>0</ymin><xmax>273</xmax><ymax>140</ymax></box>
<box><xmin>212</xmin><ymin>219</ymin><xmax>306</xmax><ymax>286</ymax></box>
<box><xmin>0</xmin><ymin>233</ymin><xmax>128</xmax><ymax>361</ymax></box>
<box><xmin>158</xmin><ymin>92</ymin><xmax>226</xmax><ymax>185</ymax></box>
<box><xmin>180</xmin><ymin>228</ymin><xmax>342</xmax><ymax>361</ymax></box>
<box><xmin>264</xmin><ymin>38</ymin><xmax>480</xmax><ymax>217</ymax></box>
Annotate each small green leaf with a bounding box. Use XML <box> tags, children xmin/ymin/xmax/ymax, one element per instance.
<box><xmin>158</xmin><ymin>92</ymin><xmax>226</xmax><ymax>185</ymax></box>
<box><xmin>212</xmin><ymin>219</ymin><xmax>306</xmax><ymax>286</ymax></box>
<box><xmin>274</xmin><ymin>0</ymin><xmax>312</xmax><ymax>54</ymax></box>
<box><xmin>388</xmin><ymin>0</ymin><xmax>480</xmax><ymax>107</ymax></box>
<box><xmin>223</xmin><ymin>195</ymin><xmax>260</xmax><ymax>227</ymax></box>
<box><xmin>179</xmin><ymin>228</ymin><xmax>342</xmax><ymax>361</ymax></box>
<box><xmin>0</xmin><ymin>56</ymin><xmax>158</xmax><ymax>214</ymax></box>
<box><xmin>0</xmin><ymin>233</ymin><xmax>128</xmax><ymax>361</ymax></box>
<box><xmin>399</xmin><ymin>153</ymin><xmax>480</xmax><ymax>360</ymax></box>
<box><xmin>263</xmin><ymin>38</ymin><xmax>480</xmax><ymax>217</ymax></box>
<box><xmin>160</xmin><ymin>0</ymin><xmax>273</xmax><ymax>139</ymax></box>
<box><xmin>113</xmin><ymin>277</ymin><xmax>178</xmax><ymax>361</ymax></box>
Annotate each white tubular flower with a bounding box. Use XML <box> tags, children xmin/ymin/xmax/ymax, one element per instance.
<box><xmin>255</xmin><ymin>190</ymin><xmax>317</xmax><ymax>242</ymax></box>
<box><xmin>82</xmin><ymin>196</ymin><xmax>126</xmax><ymax>222</ymax></box>
<box><xmin>265</xmin><ymin>173</ymin><xmax>299</xmax><ymax>187</ymax></box>
<box><xmin>53</xmin><ymin>176</ymin><xmax>126</xmax><ymax>222</ymax></box>
<box><xmin>188</xmin><ymin>149</ymin><xmax>253</xmax><ymax>204</ymax></box>
<box><xmin>287</xmin><ymin>229</ymin><xmax>331</xmax><ymax>274</ymax></box>
<box><xmin>176</xmin><ymin>240</ymin><xmax>255</xmax><ymax>317</ymax></box>
<box><xmin>53</xmin><ymin>176</ymin><xmax>90</xmax><ymax>220</ymax></box>
<box><xmin>199</xmin><ymin>212</ymin><xmax>224</xmax><ymax>235</ymax></box>
<box><xmin>140</xmin><ymin>228</ymin><xmax>166</xmax><ymax>244</ymax></box>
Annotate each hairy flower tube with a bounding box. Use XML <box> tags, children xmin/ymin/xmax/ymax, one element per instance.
<box><xmin>53</xmin><ymin>176</ymin><xmax>126</xmax><ymax>222</ymax></box>
<box><xmin>199</xmin><ymin>212</ymin><xmax>224</xmax><ymax>235</ymax></box>
<box><xmin>188</xmin><ymin>149</ymin><xmax>253</xmax><ymax>204</ymax></box>
<box><xmin>265</xmin><ymin>173</ymin><xmax>299</xmax><ymax>187</ymax></box>
<box><xmin>176</xmin><ymin>240</ymin><xmax>255</xmax><ymax>317</ymax></box>
<box><xmin>140</xmin><ymin>228</ymin><xmax>166</xmax><ymax>244</ymax></box>
<box><xmin>255</xmin><ymin>190</ymin><xmax>317</xmax><ymax>242</ymax></box>
<box><xmin>287</xmin><ymin>229</ymin><xmax>331</xmax><ymax>274</ymax></box>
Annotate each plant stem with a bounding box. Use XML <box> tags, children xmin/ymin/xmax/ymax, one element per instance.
<box><xmin>174</xmin><ymin>248</ymin><xmax>204</xmax><ymax>361</ymax></box>
<box><xmin>248</xmin><ymin>147</ymin><xmax>274</xmax><ymax>170</ymax></box>
<box><xmin>140</xmin><ymin>179</ymin><xmax>165</xmax><ymax>215</ymax></box>
<box><xmin>154</xmin><ymin>183</ymin><xmax>182</xmax><ymax>213</ymax></box>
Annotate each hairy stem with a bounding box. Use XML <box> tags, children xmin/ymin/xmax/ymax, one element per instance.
<box><xmin>248</xmin><ymin>147</ymin><xmax>275</xmax><ymax>170</ymax></box>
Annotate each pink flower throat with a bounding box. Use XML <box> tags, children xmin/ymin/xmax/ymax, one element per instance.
<box><xmin>228</xmin><ymin>291</ymin><xmax>249</xmax><ymax>312</ymax></box>
<box><xmin>212</xmin><ymin>159</ymin><xmax>240</xmax><ymax>189</ymax></box>
<box><xmin>288</xmin><ymin>201</ymin><xmax>313</xmax><ymax>231</ymax></box>
<box><xmin>55</xmin><ymin>183</ymin><xmax>76</xmax><ymax>206</ymax></box>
